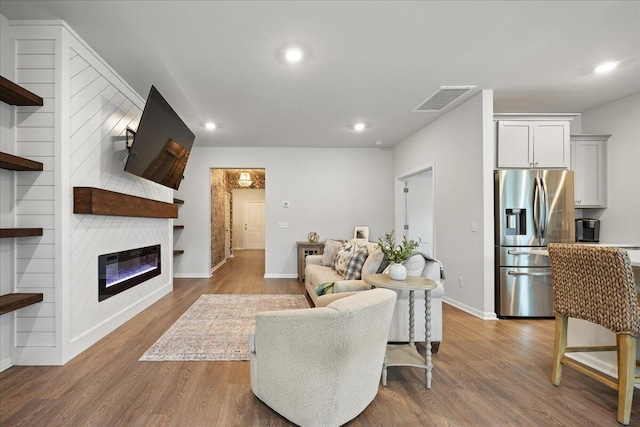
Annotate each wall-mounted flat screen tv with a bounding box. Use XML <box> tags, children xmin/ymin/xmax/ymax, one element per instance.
<box><xmin>124</xmin><ymin>85</ymin><xmax>195</xmax><ymax>190</ymax></box>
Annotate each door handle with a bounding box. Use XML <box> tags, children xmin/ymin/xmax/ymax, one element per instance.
<box><xmin>540</xmin><ymin>176</ymin><xmax>548</xmax><ymax>240</ymax></box>
<box><xmin>507</xmin><ymin>270</ymin><xmax>552</xmax><ymax>277</ymax></box>
<box><xmin>507</xmin><ymin>250</ymin><xmax>534</xmax><ymax>256</ymax></box>
<box><xmin>533</xmin><ymin>177</ymin><xmax>540</xmax><ymax>239</ymax></box>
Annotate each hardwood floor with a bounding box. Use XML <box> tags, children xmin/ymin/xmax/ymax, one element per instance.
<box><xmin>1</xmin><ymin>250</ymin><xmax>638</xmax><ymax>426</ymax></box>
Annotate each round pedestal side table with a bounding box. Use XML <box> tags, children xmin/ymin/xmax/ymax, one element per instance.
<box><xmin>363</xmin><ymin>273</ymin><xmax>438</xmax><ymax>389</ymax></box>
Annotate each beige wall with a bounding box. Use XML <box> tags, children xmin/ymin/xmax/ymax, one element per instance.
<box><xmin>392</xmin><ymin>91</ymin><xmax>496</xmax><ymax>319</ymax></box>
<box><xmin>174</xmin><ymin>147</ymin><xmax>394</xmax><ymax>278</ymax></box>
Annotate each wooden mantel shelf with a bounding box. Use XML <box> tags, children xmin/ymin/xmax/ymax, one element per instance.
<box><xmin>74</xmin><ymin>187</ymin><xmax>178</xmax><ymax>218</ymax></box>
<box><xmin>0</xmin><ymin>76</ymin><xmax>44</xmax><ymax>106</ymax></box>
<box><xmin>0</xmin><ymin>293</ymin><xmax>43</xmax><ymax>315</ymax></box>
<box><xmin>0</xmin><ymin>228</ymin><xmax>43</xmax><ymax>238</ymax></box>
<box><xmin>173</xmin><ymin>250</ymin><xmax>184</xmax><ymax>256</ymax></box>
<box><xmin>0</xmin><ymin>152</ymin><xmax>44</xmax><ymax>171</ymax></box>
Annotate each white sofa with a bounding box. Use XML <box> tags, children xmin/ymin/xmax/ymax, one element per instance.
<box><xmin>250</xmin><ymin>288</ymin><xmax>398</xmax><ymax>427</ymax></box>
<box><xmin>305</xmin><ymin>248</ymin><xmax>445</xmax><ymax>352</ymax></box>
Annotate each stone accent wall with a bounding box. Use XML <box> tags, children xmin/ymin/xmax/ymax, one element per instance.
<box><xmin>210</xmin><ymin>169</ymin><xmax>228</xmax><ymax>268</ymax></box>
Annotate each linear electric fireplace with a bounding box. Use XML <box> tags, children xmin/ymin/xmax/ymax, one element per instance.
<box><xmin>98</xmin><ymin>245</ymin><xmax>161</xmax><ymax>301</ymax></box>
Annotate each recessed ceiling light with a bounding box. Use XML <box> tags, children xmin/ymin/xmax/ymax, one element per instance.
<box><xmin>285</xmin><ymin>47</ymin><xmax>303</xmax><ymax>63</ymax></box>
<box><xmin>594</xmin><ymin>61</ymin><xmax>619</xmax><ymax>74</ymax></box>
<box><xmin>374</xmin><ymin>140</ymin><xmax>383</xmax><ymax>146</ymax></box>
<box><xmin>205</xmin><ymin>122</ymin><xmax>216</xmax><ymax>130</ymax></box>
<box><xmin>353</xmin><ymin>122</ymin><xmax>366</xmax><ymax>131</ymax></box>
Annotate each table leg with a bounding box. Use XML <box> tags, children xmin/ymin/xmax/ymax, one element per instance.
<box><xmin>409</xmin><ymin>290</ymin><xmax>415</xmax><ymax>347</ymax></box>
<box><xmin>425</xmin><ymin>289</ymin><xmax>432</xmax><ymax>389</ymax></box>
<box><xmin>382</xmin><ymin>360</ymin><xmax>388</xmax><ymax>386</ymax></box>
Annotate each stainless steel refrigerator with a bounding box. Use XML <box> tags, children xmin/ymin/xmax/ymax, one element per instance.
<box><xmin>495</xmin><ymin>170</ymin><xmax>575</xmax><ymax>317</ymax></box>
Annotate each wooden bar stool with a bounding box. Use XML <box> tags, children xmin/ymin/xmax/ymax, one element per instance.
<box><xmin>548</xmin><ymin>243</ymin><xmax>640</xmax><ymax>425</ymax></box>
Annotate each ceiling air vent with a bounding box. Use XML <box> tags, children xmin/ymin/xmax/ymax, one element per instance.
<box><xmin>411</xmin><ymin>85</ymin><xmax>476</xmax><ymax>112</ymax></box>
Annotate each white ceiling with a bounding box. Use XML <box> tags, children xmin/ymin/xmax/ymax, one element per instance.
<box><xmin>1</xmin><ymin>1</ymin><xmax>639</xmax><ymax>148</ymax></box>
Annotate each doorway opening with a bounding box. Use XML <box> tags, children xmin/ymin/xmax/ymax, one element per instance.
<box><xmin>399</xmin><ymin>166</ymin><xmax>435</xmax><ymax>257</ymax></box>
<box><xmin>210</xmin><ymin>168</ymin><xmax>265</xmax><ymax>274</ymax></box>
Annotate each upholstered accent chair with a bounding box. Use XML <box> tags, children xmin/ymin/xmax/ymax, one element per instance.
<box><xmin>249</xmin><ymin>288</ymin><xmax>397</xmax><ymax>427</ymax></box>
<box><xmin>548</xmin><ymin>243</ymin><xmax>640</xmax><ymax>425</ymax></box>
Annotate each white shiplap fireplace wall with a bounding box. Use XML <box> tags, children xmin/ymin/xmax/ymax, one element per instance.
<box><xmin>0</xmin><ymin>18</ymin><xmax>173</xmax><ymax>369</ymax></box>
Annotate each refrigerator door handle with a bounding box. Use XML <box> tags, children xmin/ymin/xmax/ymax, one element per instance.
<box><xmin>533</xmin><ymin>177</ymin><xmax>540</xmax><ymax>240</ymax></box>
<box><xmin>540</xmin><ymin>176</ymin><xmax>549</xmax><ymax>240</ymax></box>
<box><xmin>507</xmin><ymin>250</ymin><xmax>534</xmax><ymax>255</ymax></box>
<box><xmin>507</xmin><ymin>270</ymin><xmax>552</xmax><ymax>277</ymax></box>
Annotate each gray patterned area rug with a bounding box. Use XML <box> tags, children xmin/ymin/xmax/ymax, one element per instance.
<box><xmin>140</xmin><ymin>294</ymin><xmax>310</xmax><ymax>361</ymax></box>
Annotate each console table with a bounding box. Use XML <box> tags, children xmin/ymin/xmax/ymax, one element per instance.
<box><xmin>296</xmin><ymin>241</ymin><xmax>324</xmax><ymax>282</ymax></box>
<box><xmin>363</xmin><ymin>273</ymin><xmax>438</xmax><ymax>389</ymax></box>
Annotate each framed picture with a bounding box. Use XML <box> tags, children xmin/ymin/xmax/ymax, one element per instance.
<box><xmin>353</xmin><ymin>226</ymin><xmax>369</xmax><ymax>242</ymax></box>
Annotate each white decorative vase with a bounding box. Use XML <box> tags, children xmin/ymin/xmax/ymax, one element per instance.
<box><xmin>389</xmin><ymin>263</ymin><xmax>407</xmax><ymax>281</ymax></box>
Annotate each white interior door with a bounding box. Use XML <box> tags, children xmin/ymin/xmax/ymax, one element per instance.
<box><xmin>243</xmin><ymin>202</ymin><xmax>265</xmax><ymax>249</ymax></box>
<box><xmin>404</xmin><ymin>169</ymin><xmax>434</xmax><ymax>256</ymax></box>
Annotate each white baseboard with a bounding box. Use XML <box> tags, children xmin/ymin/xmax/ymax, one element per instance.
<box><xmin>174</xmin><ymin>273</ymin><xmax>212</xmax><ymax>278</ymax></box>
<box><xmin>67</xmin><ymin>283</ymin><xmax>172</xmax><ymax>363</ymax></box>
<box><xmin>210</xmin><ymin>259</ymin><xmax>226</xmax><ymax>274</ymax></box>
<box><xmin>566</xmin><ymin>353</ymin><xmax>617</xmax><ymax>378</ymax></box>
<box><xmin>565</xmin><ymin>349</ymin><xmax>640</xmax><ymax>389</ymax></box>
<box><xmin>263</xmin><ymin>273</ymin><xmax>298</xmax><ymax>279</ymax></box>
<box><xmin>443</xmin><ymin>297</ymin><xmax>498</xmax><ymax>320</ymax></box>
<box><xmin>0</xmin><ymin>356</ymin><xmax>12</xmax><ymax>372</ymax></box>
<box><xmin>11</xmin><ymin>346</ymin><xmax>63</xmax><ymax>366</ymax></box>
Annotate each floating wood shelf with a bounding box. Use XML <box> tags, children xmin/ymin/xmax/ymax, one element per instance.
<box><xmin>0</xmin><ymin>152</ymin><xmax>44</xmax><ymax>171</ymax></box>
<box><xmin>173</xmin><ymin>250</ymin><xmax>184</xmax><ymax>256</ymax></box>
<box><xmin>0</xmin><ymin>76</ymin><xmax>44</xmax><ymax>106</ymax></box>
<box><xmin>0</xmin><ymin>228</ymin><xmax>43</xmax><ymax>238</ymax></box>
<box><xmin>74</xmin><ymin>187</ymin><xmax>178</xmax><ymax>218</ymax></box>
<box><xmin>173</xmin><ymin>225</ymin><xmax>184</xmax><ymax>229</ymax></box>
<box><xmin>173</xmin><ymin>198</ymin><xmax>184</xmax><ymax>205</ymax></box>
<box><xmin>0</xmin><ymin>293</ymin><xmax>43</xmax><ymax>315</ymax></box>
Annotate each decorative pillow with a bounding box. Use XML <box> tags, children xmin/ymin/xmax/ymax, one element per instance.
<box><xmin>334</xmin><ymin>244</ymin><xmax>356</xmax><ymax>276</ymax></box>
<box><xmin>377</xmin><ymin>254</ymin><xmax>390</xmax><ymax>274</ymax></box>
<box><xmin>344</xmin><ymin>246</ymin><xmax>369</xmax><ymax>280</ymax></box>
<box><xmin>404</xmin><ymin>253</ymin><xmax>426</xmax><ymax>276</ymax></box>
<box><xmin>361</xmin><ymin>247</ymin><xmax>384</xmax><ymax>276</ymax></box>
<box><xmin>331</xmin><ymin>242</ymin><xmax>349</xmax><ymax>269</ymax></box>
<box><xmin>322</xmin><ymin>239</ymin><xmax>344</xmax><ymax>267</ymax></box>
<box><xmin>349</xmin><ymin>239</ymin><xmax>376</xmax><ymax>254</ymax></box>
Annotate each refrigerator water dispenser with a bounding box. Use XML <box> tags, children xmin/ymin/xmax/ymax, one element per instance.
<box><xmin>505</xmin><ymin>208</ymin><xmax>526</xmax><ymax>235</ymax></box>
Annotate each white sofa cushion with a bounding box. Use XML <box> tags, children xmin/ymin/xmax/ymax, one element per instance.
<box><xmin>306</xmin><ymin>264</ymin><xmax>342</xmax><ymax>291</ymax></box>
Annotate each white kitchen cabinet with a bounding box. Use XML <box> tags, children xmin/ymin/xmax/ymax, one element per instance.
<box><xmin>497</xmin><ymin>120</ymin><xmax>570</xmax><ymax>168</ymax></box>
<box><xmin>570</xmin><ymin>134</ymin><xmax>609</xmax><ymax>208</ymax></box>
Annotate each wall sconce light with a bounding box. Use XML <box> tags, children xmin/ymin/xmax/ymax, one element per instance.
<box><xmin>238</xmin><ymin>171</ymin><xmax>253</xmax><ymax>187</ymax></box>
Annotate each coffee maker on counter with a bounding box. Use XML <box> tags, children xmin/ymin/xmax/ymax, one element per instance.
<box><xmin>575</xmin><ymin>218</ymin><xmax>600</xmax><ymax>242</ymax></box>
